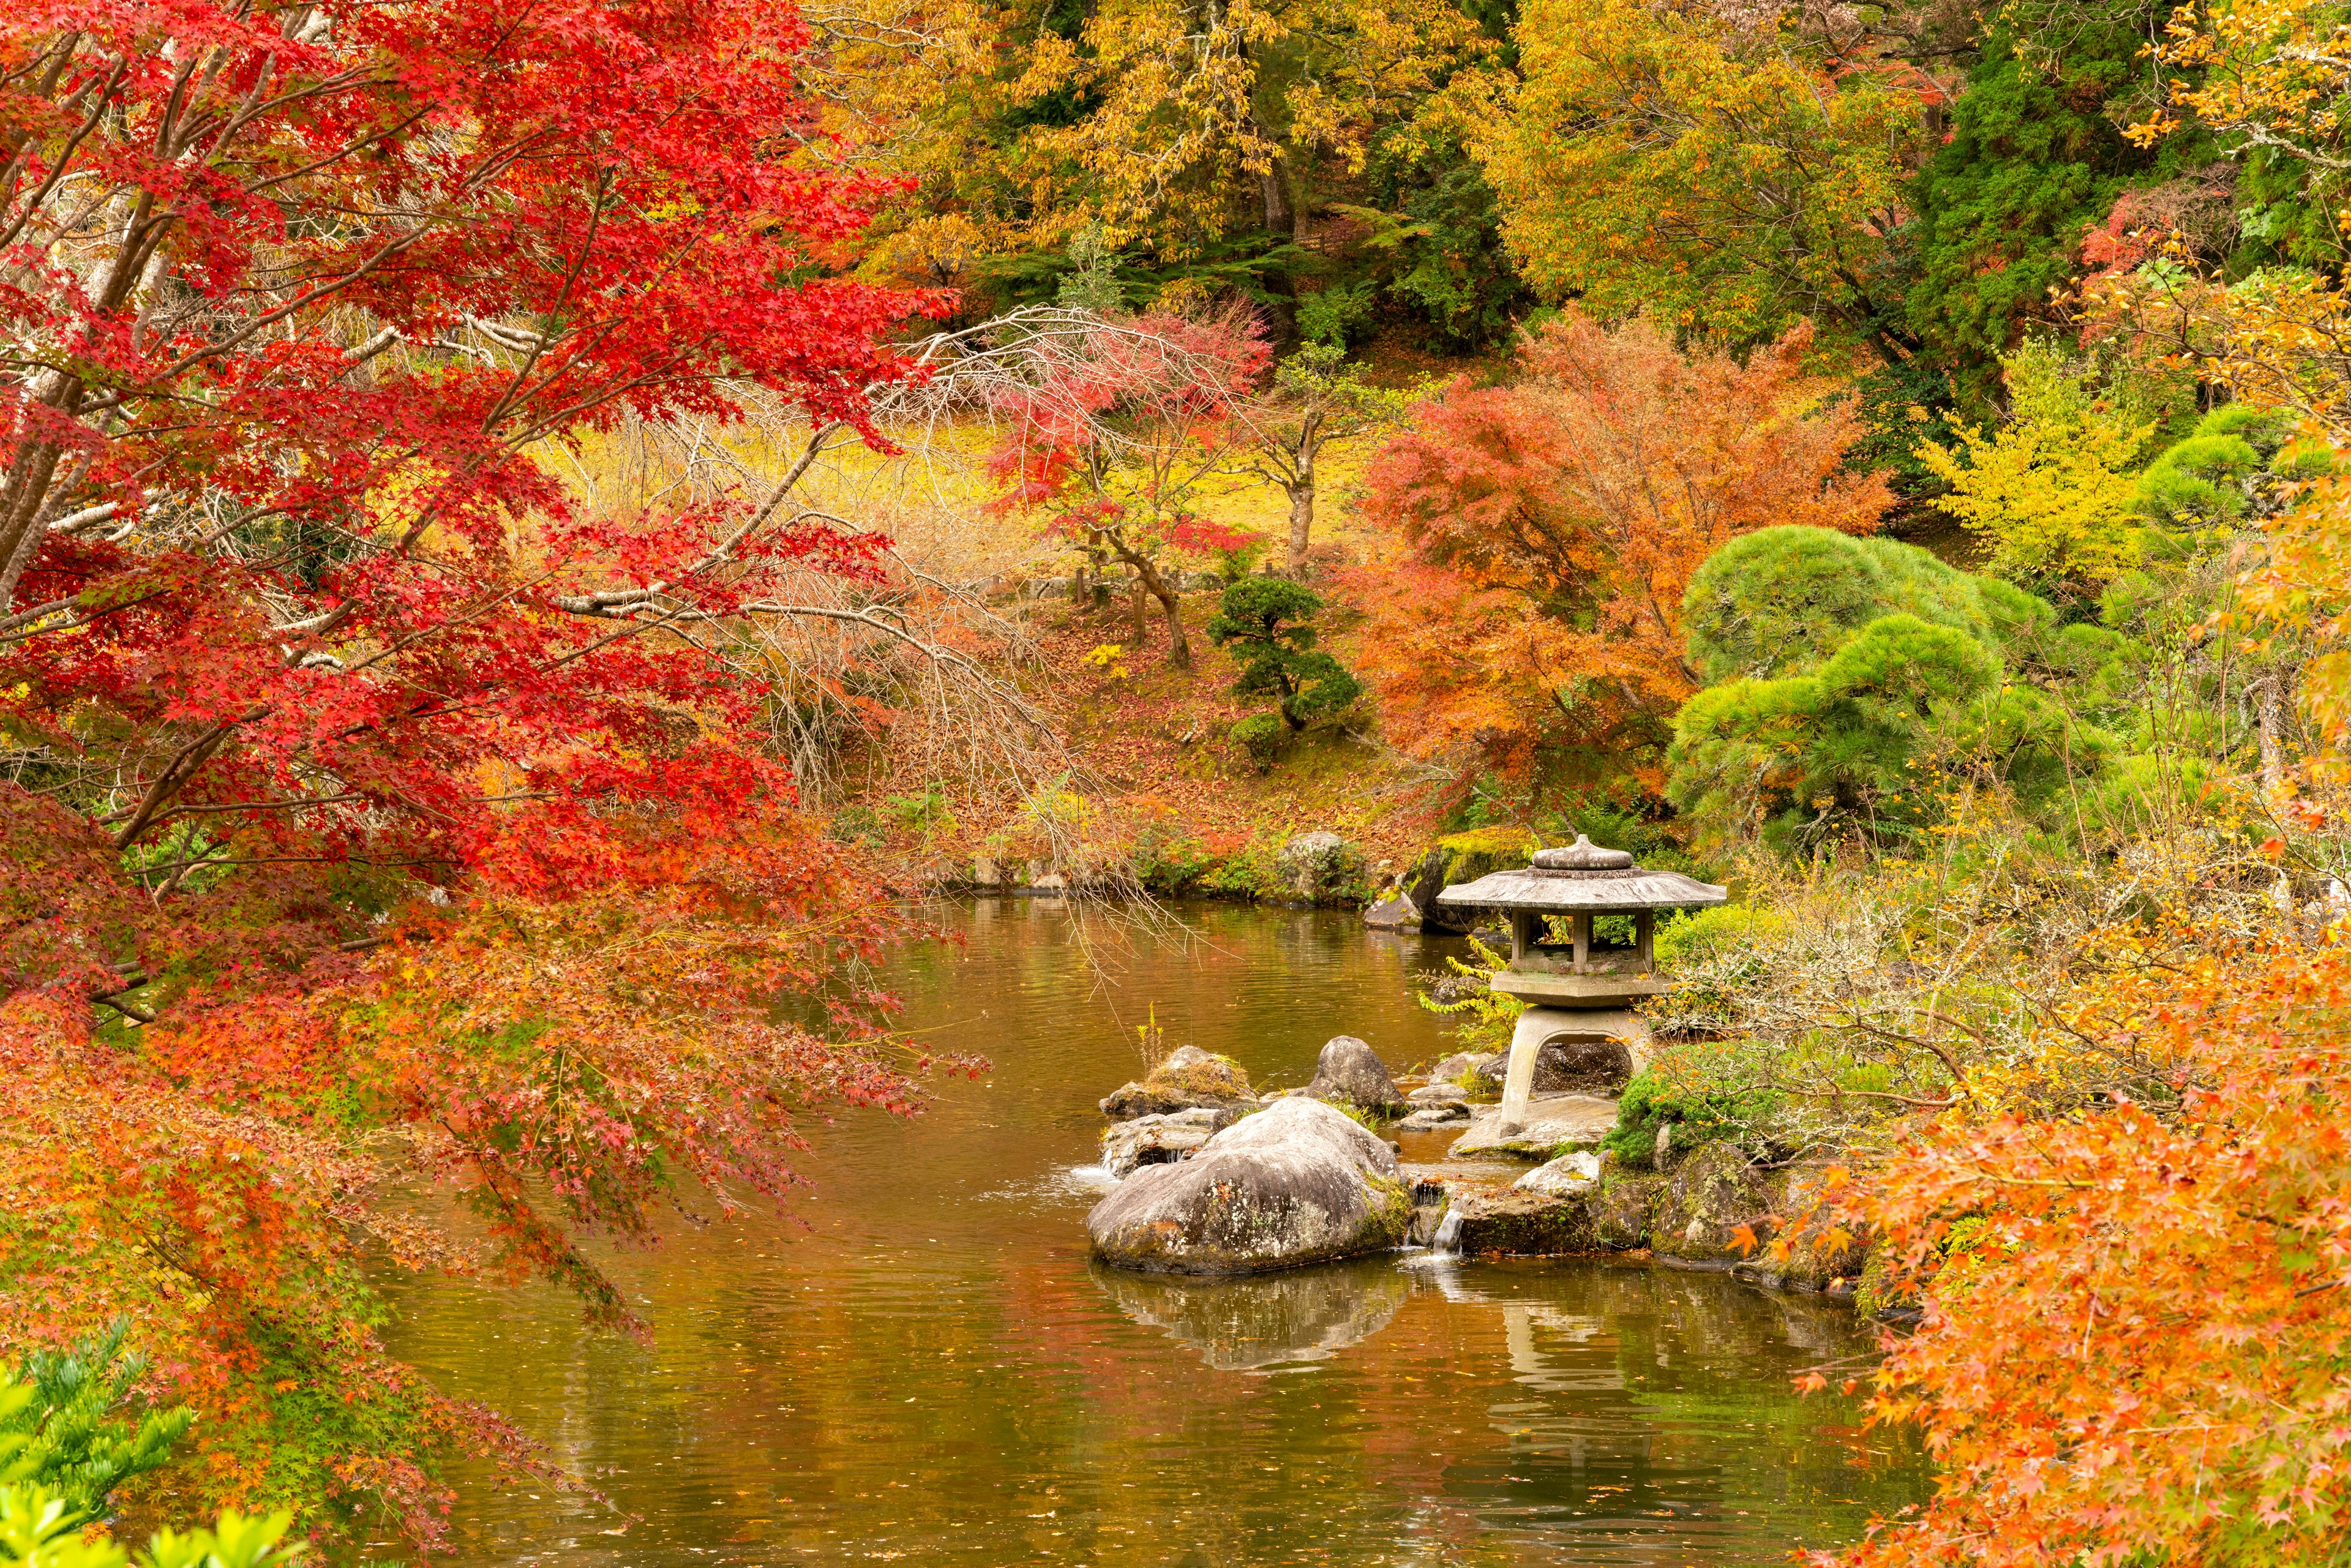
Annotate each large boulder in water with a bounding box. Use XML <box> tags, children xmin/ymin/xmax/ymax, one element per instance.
<box><xmin>1086</xmin><ymin>1097</ymin><xmax>1411</xmax><ymax>1275</ymax></box>
<box><xmin>1100</xmin><ymin>1045</ymin><xmax>1256</xmax><ymax>1119</ymax></box>
<box><xmin>1305</xmin><ymin>1035</ymin><xmax>1403</xmax><ymax>1111</ymax></box>
<box><xmin>1445</xmin><ymin>1186</ymin><xmax>1599</xmax><ymax>1257</ymax></box>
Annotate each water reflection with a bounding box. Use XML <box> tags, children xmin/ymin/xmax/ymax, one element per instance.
<box><xmin>1090</xmin><ymin>1256</ymin><xmax>1412</xmax><ymax>1372</ymax></box>
<box><xmin>373</xmin><ymin>901</ymin><xmax>1924</xmax><ymax>1566</ymax></box>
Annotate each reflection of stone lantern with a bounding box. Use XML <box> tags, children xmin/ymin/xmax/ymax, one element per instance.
<box><xmin>1436</xmin><ymin>835</ymin><xmax>1726</xmax><ymax>1135</ymax></box>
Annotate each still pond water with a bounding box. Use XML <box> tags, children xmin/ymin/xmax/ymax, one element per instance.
<box><xmin>379</xmin><ymin>901</ymin><xmax>1926</xmax><ymax>1566</ymax></box>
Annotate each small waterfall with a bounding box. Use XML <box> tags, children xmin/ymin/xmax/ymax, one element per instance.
<box><xmin>1430</xmin><ymin>1209</ymin><xmax>1464</xmax><ymax>1257</ymax></box>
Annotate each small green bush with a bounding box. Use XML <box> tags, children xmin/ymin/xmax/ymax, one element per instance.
<box><xmin>1602</xmin><ymin>1068</ymin><xmax>1780</xmax><ymax>1169</ymax></box>
<box><xmin>1652</xmin><ymin>904</ymin><xmax>1790</xmax><ymax>973</ymax></box>
<box><xmin>1135</xmin><ymin>837</ymin><xmax>1217</xmax><ymax>893</ymax></box>
<box><xmin>1230</xmin><ymin>713</ymin><xmax>1287</xmax><ymax>773</ymax></box>
<box><xmin>0</xmin><ymin>1485</ymin><xmax>300</xmax><ymax>1568</ymax></box>
<box><xmin>1207</xmin><ymin>580</ymin><xmax>1362</xmax><ymax>737</ymax></box>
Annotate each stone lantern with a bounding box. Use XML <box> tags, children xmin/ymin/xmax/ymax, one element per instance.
<box><xmin>1436</xmin><ymin>835</ymin><xmax>1725</xmax><ymax>1135</ymax></box>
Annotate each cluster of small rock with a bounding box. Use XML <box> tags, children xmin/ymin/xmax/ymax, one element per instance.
<box><xmin>1082</xmin><ymin>1033</ymin><xmax>1873</xmax><ymax>1302</ymax></box>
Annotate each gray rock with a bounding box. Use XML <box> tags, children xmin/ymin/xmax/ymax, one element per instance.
<box><xmin>1276</xmin><ymin>832</ymin><xmax>1364</xmax><ymax>904</ymax></box>
<box><xmin>1305</xmin><ymin>1035</ymin><xmax>1402</xmax><ymax>1111</ymax></box>
<box><xmin>1395</xmin><ymin>1104</ymin><xmax>1471</xmax><ymax>1130</ymax></box>
<box><xmin>1448</xmin><ymin>1093</ymin><xmax>1619</xmax><ymax>1160</ymax></box>
<box><xmin>1514</xmin><ymin>1149</ymin><xmax>1603</xmax><ymax>1198</ymax></box>
<box><xmin>1428</xmin><ymin>1051</ymin><xmax>1480</xmax><ymax>1085</ymax></box>
<box><xmin>1428</xmin><ymin>973</ymin><xmax>1489</xmax><ymax>1007</ymax></box>
<box><xmin>1100</xmin><ymin>1107</ymin><xmax>1236</xmax><ymax>1179</ymax></box>
<box><xmin>1363</xmin><ymin>890</ymin><xmax>1420</xmax><ymax>930</ymax></box>
<box><xmin>1400</xmin><ymin>834</ymin><xmax>1537</xmax><ymax>933</ymax></box>
<box><xmin>1407</xmin><ymin>1082</ymin><xmax>1468</xmax><ymax>1105</ymax></box>
<box><xmin>1590</xmin><ymin>1172</ymin><xmax>1654</xmax><ymax>1250</ymax></box>
<box><xmin>1086</xmin><ymin>1097</ymin><xmax>1412</xmax><ymax>1275</ymax></box>
<box><xmin>1653</xmin><ymin>1141</ymin><xmax>1770</xmax><ymax>1263</ymax></box>
<box><xmin>1100</xmin><ymin>1045</ymin><xmax>1258</xmax><ymax>1120</ymax></box>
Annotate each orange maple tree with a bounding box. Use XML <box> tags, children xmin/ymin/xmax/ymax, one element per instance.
<box><xmin>1811</xmin><ymin>934</ymin><xmax>2351</xmax><ymax>1567</ymax></box>
<box><xmin>1346</xmin><ymin>308</ymin><xmax>1891</xmax><ymax>797</ymax></box>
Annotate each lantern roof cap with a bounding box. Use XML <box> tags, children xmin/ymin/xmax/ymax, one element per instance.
<box><xmin>1434</xmin><ymin>835</ymin><xmax>1727</xmax><ymax>913</ymax></box>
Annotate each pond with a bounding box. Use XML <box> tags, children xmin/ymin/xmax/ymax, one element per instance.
<box><xmin>377</xmin><ymin>900</ymin><xmax>1926</xmax><ymax>1566</ymax></box>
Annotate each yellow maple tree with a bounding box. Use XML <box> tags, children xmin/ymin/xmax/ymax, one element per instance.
<box><xmin>1914</xmin><ymin>340</ymin><xmax>2153</xmax><ymax>592</ymax></box>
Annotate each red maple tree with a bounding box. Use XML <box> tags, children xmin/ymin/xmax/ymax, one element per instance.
<box><xmin>1</xmin><ymin>0</ymin><xmax>968</xmax><ymax>1542</ymax></box>
<box><xmin>980</xmin><ymin>306</ymin><xmax>1268</xmax><ymax>666</ymax></box>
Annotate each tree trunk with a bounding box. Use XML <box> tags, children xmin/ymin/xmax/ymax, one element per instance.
<box><xmin>2255</xmin><ymin>669</ymin><xmax>2295</xmax><ymax>798</ymax></box>
<box><xmin>1251</xmin><ymin>108</ymin><xmax>1301</xmax><ymax>350</ymax></box>
<box><xmin>1078</xmin><ymin>542</ymin><xmax>1115</xmax><ymax>615</ymax></box>
<box><xmin>1284</xmin><ymin>445</ymin><xmax>1317</xmax><ymax>574</ymax></box>
<box><xmin>1129</xmin><ymin>574</ymin><xmax>1150</xmax><ymax>646</ymax></box>
<box><xmin>1120</xmin><ymin>550</ymin><xmax>1189</xmax><ymax>667</ymax></box>
<box><xmin>1154</xmin><ymin>579</ymin><xmax>1190</xmax><ymax>669</ymax></box>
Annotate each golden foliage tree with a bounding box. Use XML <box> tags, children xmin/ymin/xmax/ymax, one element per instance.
<box><xmin>1475</xmin><ymin>0</ymin><xmax>1919</xmax><ymax>351</ymax></box>
<box><xmin>819</xmin><ymin>0</ymin><xmax>1488</xmax><ymax>287</ymax></box>
<box><xmin>1914</xmin><ymin>340</ymin><xmax>2155</xmax><ymax>593</ymax></box>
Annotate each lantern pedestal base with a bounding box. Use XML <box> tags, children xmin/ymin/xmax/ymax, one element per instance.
<box><xmin>1495</xmin><ymin>1005</ymin><xmax>1652</xmax><ymax>1135</ymax></box>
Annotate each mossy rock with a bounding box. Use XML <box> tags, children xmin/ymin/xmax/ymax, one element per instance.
<box><xmin>1590</xmin><ymin>1169</ymin><xmax>1662</xmax><ymax>1250</ymax></box>
<box><xmin>1765</xmin><ymin>1169</ymin><xmax>1872</xmax><ymax>1289</ymax></box>
<box><xmin>1853</xmin><ymin>1237</ymin><xmax>1916</xmax><ymax>1320</ymax></box>
<box><xmin>1086</xmin><ymin>1099</ymin><xmax>1411</xmax><ymax>1275</ymax></box>
<box><xmin>1404</xmin><ymin>825</ymin><xmax>1538</xmax><ymax>932</ymax></box>
<box><xmin>1101</xmin><ymin>1045</ymin><xmax>1258</xmax><ymax>1119</ymax></box>
<box><xmin>1450</xmin><ymin>1187</ymin><xmax>1599</xmax><ymax>1256</ymax></box>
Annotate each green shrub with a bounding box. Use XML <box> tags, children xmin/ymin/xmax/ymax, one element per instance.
<box><xmin>1135</xmin><ymin>836</ymin><xmax>1218</xmax><ymax>893</ymax></box>
<box><xmin>1667</xmin><ymin>613</ymin><xmax>2001</xmax><ymax>843</ymax></box>
<box><xmin>1602</xmin><ymin>1069</ymin><xmax>1780</xmax><ymax>1169</ymax></box>
<box><xmin>1652</xmin><ymin>904</ymin><xmax>1791</xmax><ymax>973</ymax></box>
<box><xmin>1296</xmin><ymin>278</ymin><xmax>1376</xmax><ymax>347</ymax></box>
<box><xmin>1229</xmin><ymin>713</ymin><xmax>1287</xmax><ymax>773</ymax></box>
<box><xmin>2131</xmin><ymin>403</ymin><xmax>2311</xmax><ymax>533</ymax></box>
<box><xmin>1670</xmin><ymin>529</ymin><xmax>2118</xmax><ymax>845</ymax></box>
<box><xmin>0</xmin><ymin>1485</ymin><xmax>300</xmax><ymax>1568</ymax></box>
<box><xmin>1206</xmin><ymin>580</ymin><xmax>1362</xmax><ymax>737</ymax></box>
<box><xmin>879</xmin><ymin>784</ymin><xmax>958</xmax><ymax>842</ymax></box>
<box><xmin>1681</xmin><ymin>527</ymin><xmax>2002</xmax><ymax>684</ymax></box>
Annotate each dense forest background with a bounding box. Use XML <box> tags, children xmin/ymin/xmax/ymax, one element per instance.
<box><xmin>9</xmin><ymin>0</ymin><xmax>2351</xmax><ymax>1564</ymax></box>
